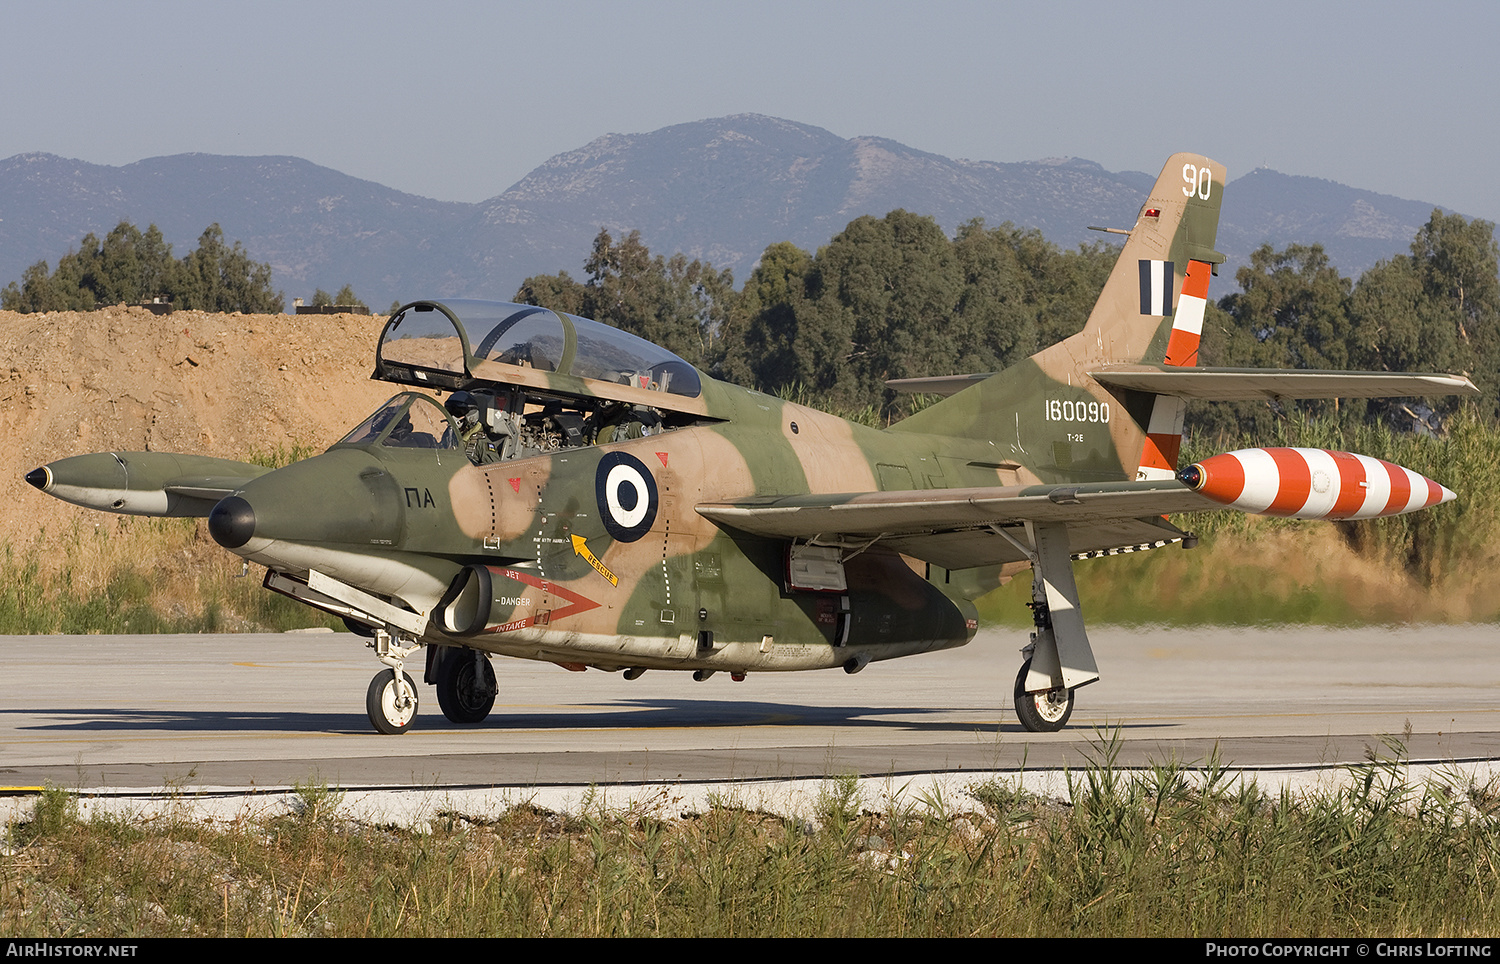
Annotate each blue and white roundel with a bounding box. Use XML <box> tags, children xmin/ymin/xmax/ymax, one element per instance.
<box><xmin>595</xmin><ymin>451</ymin><xmax>658</xmax><ymax>542</ymax></box>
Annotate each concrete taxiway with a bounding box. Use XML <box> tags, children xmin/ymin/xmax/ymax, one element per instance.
<box><xmin>1</xmin><ymin>625</ymin><xmax>1497</xmax><ymax>792</ymax></box>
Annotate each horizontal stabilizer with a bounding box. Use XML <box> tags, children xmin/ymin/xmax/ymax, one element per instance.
<box><xmin>888</xmin><ymin>367</ymin><xmax>1479</xmax><ymax>401</ymax></box>
<box><xmin>885</xmin><ymin>373</ymin><xmax>993</xmax><ymax>396</ymax></box>
<box><xmin>1088</xmin><ymin>365</ymin><xmax>1479</xmax><ymax>401</ymax></box>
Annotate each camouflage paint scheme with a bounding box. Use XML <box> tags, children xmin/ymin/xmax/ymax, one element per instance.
<box><xmin>28</xmin><ymin>154</ymin><xmax>1476</xmax><ymax>733</ymax></box>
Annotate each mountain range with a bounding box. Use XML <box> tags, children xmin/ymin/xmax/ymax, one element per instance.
<box><xmin>0</xmin><ymin>114</ymin><xmax>1454</xmax><ymax>309</ymax></box>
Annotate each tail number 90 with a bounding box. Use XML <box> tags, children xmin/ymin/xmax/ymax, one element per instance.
<box><xmin>1046</xmin><ymin>399</ymin><xmax>1110</xmax><ymax>423</ymax></box>
<box><xmin>1182</xmin><ymin>164</ymin><xmax>1212</xmax><ymax>200</ymax></box>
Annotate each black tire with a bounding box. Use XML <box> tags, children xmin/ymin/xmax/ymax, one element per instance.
<box><xmin>1013</xmin><ymin>658</ymin><xmax>1074</xmax><ymax>732</ymax></box>
<box><xmin>435</xmin><ymin>648</ymin><xmax>497</xmax><ymax>725</ymax></box>
<box><xmin>366</xmin><ymin>668</ymin><xmax>418</xmax><ymax>735</ymax></box>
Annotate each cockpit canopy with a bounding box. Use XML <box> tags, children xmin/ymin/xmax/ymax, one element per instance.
<box><xmin>337</xmin><ymin>393</ymin><xmax>460</xmax><ymax>451</ymax></box>
<box><xmin>375</xmin><ymin>300</ymin><xmax>705</xmax><ymax>415</ymax></box>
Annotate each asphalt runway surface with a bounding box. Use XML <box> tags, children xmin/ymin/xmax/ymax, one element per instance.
<box><xmin>2</xmin><ymin>625</ymin><xmax>1498</xmax><ymax>790</ymax></box>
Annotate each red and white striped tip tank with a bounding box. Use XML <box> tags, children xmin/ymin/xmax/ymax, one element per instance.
<box><xmin>1177</xmin><ymin>447</ymin><xmax>1456</xmax><ymax>520</ymax></box>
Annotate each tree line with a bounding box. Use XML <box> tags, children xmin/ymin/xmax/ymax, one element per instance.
<box><xmin>2</xmin><ymin>221</ymin><xmax>284</xmax><ymax>314</ymax></box>
<box><xmin>0</xmin><ymin>220</ymin><xmax>369</xmax><ymax>315</ymax></box>
<box><xmin>8</xmin><ymin>208</ymin><xmax>1497</xmax><ymax>437</ymax></box>
<box><xmin>517</xmin><ymin>209</ymin><xmax>1500</xmax><ymax>434</ymax></box>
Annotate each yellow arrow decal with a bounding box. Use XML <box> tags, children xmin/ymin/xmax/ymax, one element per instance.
<box><xmin>570</xmin><ymin>534</ymin><xmax>619</xmax><ymax>586</ymax></box>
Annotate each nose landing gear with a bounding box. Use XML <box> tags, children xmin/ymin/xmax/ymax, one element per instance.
<box><xmin>367</xmin><ymin>668</ymin><xmax>419</xmax><ymax>735</ymax></box>
<box><xmin>366</xmin><ymin>628</ymin><xmax>423</xmax><ymax>734</ymax></box>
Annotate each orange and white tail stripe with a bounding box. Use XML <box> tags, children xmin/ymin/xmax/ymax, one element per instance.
<box><xmin>1181</xmin><ymin>447</ymin><xmax>1456</xmax><ymax>520</ymax></box>
<box><xmin>1136</xmin><ymin>259</ymin><xmax>1212</xmax><ymax>481</ymax></box>
<box><xmin>1163</xmin><ymin>260</ymin><xmax>1210</xmax><ymax>367</ymax></box>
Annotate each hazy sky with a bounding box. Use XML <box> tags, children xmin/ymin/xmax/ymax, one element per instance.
<box><xmin>6</xmin><ymin>0</ymin><xmax>1499</xmax><ymax>221</ymax></box>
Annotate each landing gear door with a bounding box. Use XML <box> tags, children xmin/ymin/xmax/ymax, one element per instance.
<box><xmin>786</xmin><ymin>543</ymin><xmax>846</xmax><ymax>592</ymax></box>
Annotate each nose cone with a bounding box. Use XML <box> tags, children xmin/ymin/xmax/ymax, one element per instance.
<box><xmin>1439</xmin><ymin>484</ymin><xmax>1458</xmax><ymax>506</ymax></box>
<box><xmin>209</xmin><ymin>496</ymin><xmax>257</xmax><ymax>549</ymax></box>
<box><xmin>25</xmin><ymin>466</ymin><xmax>51</xmax><ymax>491</ymax></box>
<box><xmin>205</xmin><ymin>450</ymin><xmax>404</xmax><ymax>555</ymax></box>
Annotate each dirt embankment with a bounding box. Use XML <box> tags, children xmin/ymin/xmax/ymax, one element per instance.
<box><xmin>0</xmin><ymin>307</ymin><xmax>400</xmax><ymax>545</ymax></box>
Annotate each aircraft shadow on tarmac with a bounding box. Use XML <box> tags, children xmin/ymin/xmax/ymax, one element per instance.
<box><xmin>3</xmin><ymin>699</ymin><xmax>1177</xmax><ymax>735</ymax></box>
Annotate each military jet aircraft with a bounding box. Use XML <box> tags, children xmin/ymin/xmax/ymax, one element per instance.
<box><xmin>27</xmin><ymin>153</ymin><xmax>1478</xmax><ymax>734</ymax></box>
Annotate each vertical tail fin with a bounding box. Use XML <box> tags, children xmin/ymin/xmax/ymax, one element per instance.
<box><xmin>892</xmin><ymin>153</ymin><xmax>1226</xmax><ymax>484</ymax></box>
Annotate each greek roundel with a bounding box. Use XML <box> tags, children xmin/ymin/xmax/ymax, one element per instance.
<box><xmin>595</xmin><ymin>451</ymin><xmax>659</xmax><ymax>542</ymax></box>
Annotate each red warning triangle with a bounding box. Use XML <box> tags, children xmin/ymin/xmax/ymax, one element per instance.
<box><xmin>508</xmin><ymin>478</ymin><xmax>521</xmax><ymax>493</ymax></box>
<box><xmin>656</xmin><ymin>452</ymin><xmax>669</xmax><ymax>468</ymax></box>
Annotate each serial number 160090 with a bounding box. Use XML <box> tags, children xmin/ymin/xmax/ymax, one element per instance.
<box><xmin>1044</xmin><ymin>398</ymin><xmax>1111</xmax><ymax>423</ymax></box>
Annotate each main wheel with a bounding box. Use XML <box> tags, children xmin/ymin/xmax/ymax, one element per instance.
<box><xmin>435</xmin><ymin>648</ymin><xmax>497</xmax><ymax>725</ymax></box>
<box><xmin>1013</xmin><ymin>658</ymin><xmax>1074</xmax><ymax>732</ymax></box>
<box><xmin>367</xmin><ymin>668</ymin><xmax>418</xmax><ymax>735</ymax></box>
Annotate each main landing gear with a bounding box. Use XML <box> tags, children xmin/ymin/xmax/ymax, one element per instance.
<box><xmin>1013</xmin><ymin>657</ymin><xmax>1074</xmax><ymax>732</ymax></box>
<box><xmin>1006</xmin><ymin>522</ymin><xmax>1098</xmax><ymax>733</ymax></box>
<box><xmin>434</xmin><ymin>646</ymin><xmax>497</xmax><ymax>725</ymax></box>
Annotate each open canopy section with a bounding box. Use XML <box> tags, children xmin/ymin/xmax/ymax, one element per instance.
<box><xmin>376</xmin><ymin>300</ymin><xmax>705</xmax><ymax>415</ymax></box>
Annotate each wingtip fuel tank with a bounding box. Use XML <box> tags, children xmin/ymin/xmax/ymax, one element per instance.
<box><xmin>1178</xmin><ymin>447</ymin><xmax>1456</xmax><ymax>520</ymax></box>
<box><xmin>25</xmin><ymin>452</ymin><xmax>274</xmax><ymax>518</ymax></box>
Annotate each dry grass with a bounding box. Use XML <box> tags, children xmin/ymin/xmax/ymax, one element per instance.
<box><xmin>0</xmin><ymin>516</ymin><xmax>336</xmax><ymax>634</ymax></box>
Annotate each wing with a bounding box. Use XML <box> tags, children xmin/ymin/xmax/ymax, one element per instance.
<box><xmin>697</xmin><ymin>480</ymin><xmax>1224</xmax><ymax>569</ymax></box>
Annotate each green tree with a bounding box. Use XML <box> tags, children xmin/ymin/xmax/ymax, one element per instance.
<box><xmin>175</xmin><ymin>224</ymin><xmax>283</xmax><ymax>313</ymax></box>
<box><xmin>308</xmin><ymin>285</ymin><xmax>366</xmax><ymax>309</ymax></box>
<box><xmin>513</xmin><ymin>270</ymin><xmax>587</xmax><ymax>316</ymax></box>
<box><xmin>948</xmin><ymin>220</ymin><xmax>1036</xmax><ymax>374</ymax></box>
<box><xmin>88</xmin><ymin>222</ymin><xmax>176</xmax><ymax>305</ymax></box>
<box><xmin>1348</xmin><ymin>211</ymin><xmax>1500</xmax><ymax>422</ymax></box>
<box><xmin>3</xmin><ymin>221</ymin><xmax>281</xmax><ymax>314</ymax></box>
<box><xmin>2</xmin><ymin>259</ymin><xmax>77</xmax><ymax>311</ymax></box>
<box><xmin>790</xmin><ymin>210</ymin><xmax>963</xmax><ymax>410</ymax></box>
<box><xmin>719</xmin><ymin>241</ymin><xmax>813</xmax><ymax>390</ymax></box>
<box><xmin>515</xmin><ymin>228</ymin><xmax>735</xmax><ymax>369</ymax></box>
<box><xmin>1</xmin><ymin>222</ymin><xmax>177</xmax><ymax>311</ymax></box>
<box><xmin>333</xmin><ymin>284</ymin><xmax>366</xmax><ymax>309</ymax></box>
<box><xmin>949</xmin><ymin>220</ymin><xmax>1118</xmax><ymax>374</ymax></box>
<box><xmin>1215</xmin><ymin>244</ymin><xmax>1353</xmax><ymax>371</ymax></box>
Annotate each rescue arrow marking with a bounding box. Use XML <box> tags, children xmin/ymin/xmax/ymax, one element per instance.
<box><xmin>570</xmin><ymin>534</ymin><xmax>619</xmax><ymax>586</ymax></box>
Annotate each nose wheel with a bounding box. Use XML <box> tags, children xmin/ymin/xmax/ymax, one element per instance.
<box><xmin>366</xmin><ymin>627</ymin><xmax>423</xmax><ymax>734</ymax></box>
<box><xmin>367</xmin><ymin>668</ymin><xmax>419</xmax><ymax>734</ymax></box>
